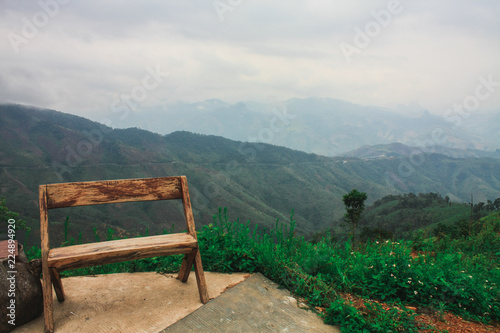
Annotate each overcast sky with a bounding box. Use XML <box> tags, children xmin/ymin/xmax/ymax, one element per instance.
<box><xmin>1</xmin><ymin>0</ymin><xmax>499</xmax><ymax>122</ymax></box>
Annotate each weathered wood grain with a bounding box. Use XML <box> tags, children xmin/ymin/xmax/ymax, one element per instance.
<box><xmin>48</xmin><ymin>233</ymin><xmax>198</xmax><ymax>271</ymax></box>
<box><xmin>39</xmin><ymin>176</ymin><xmax>208</xmax><ymax>333</ymax></box>
<box><xmin>50</xmin><ymin>268</ymin><xmax>65</xmax><ymax>303</ymax></box>
<box><xmin>181</xmin><ymin>176</ymin><xmax>197</xmax><ymax>237</ymax></box>
<box><xmin>45</xmin><ymin>177</ymin><xmax>182</xmax><ymax>209</ymax></box>
<box><xmin>39</xmin><ymin>185</ymin><xmax>54</xmax><ymax>333</ymax></box>
<box><xmin>178</xmin><ymin>251</ymin><xmax>197</xmax><ymax>282</ymax></box>
<box><xmin>193</xmin><ymin>251</ymin><xmax>209</xmax><ymax>303</ymax></box>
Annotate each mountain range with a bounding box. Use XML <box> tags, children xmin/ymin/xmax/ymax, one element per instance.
<box><xmin>1</xmin><ymin>103</ymin><xmax>499</xmax><ymax>246</ymax></box>
<box><xmin>119</xmin><ymin>98</ymin><xmax>500</xmax><ymax>156</ymax></box>
<box><xmin>343</xmin><ymin>142</ymin><xmax>500</xmax><ymax>160</ymax></box>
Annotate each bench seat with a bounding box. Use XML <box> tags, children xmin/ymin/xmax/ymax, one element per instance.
<box><xmin>48</xmin><ymin>233</ymin><xmax>198</xmax><ymax>271</ymax></box>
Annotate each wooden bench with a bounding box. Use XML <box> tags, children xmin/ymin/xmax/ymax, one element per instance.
<box><xmin>39</xmin><ymin>176</ymin><xmax>209</xmax><ymax>333</ymax></box>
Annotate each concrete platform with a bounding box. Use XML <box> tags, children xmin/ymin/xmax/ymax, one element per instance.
<box><xmin>163</xmin><ymin>273</ymin><xmax>339</xmax><ymax>333</ymax></box>
<box><xmin>12</xmin><ymin>272</ymin><xmax>339</xmax><ymax>332</ymax></box>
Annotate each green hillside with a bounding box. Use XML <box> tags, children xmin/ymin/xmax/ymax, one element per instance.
<box><xmin>355</xmin><ymin>193</ymin><xmax>499</xmax><ymax>240</ymax></box>
<box><xmin>1</xmin><ymin>104</ymin><xmax>500</xmax><ymax>247</ymax></box>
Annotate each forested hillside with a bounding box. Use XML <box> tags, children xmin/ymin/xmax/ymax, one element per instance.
<box><xmin>353</xmin><ymin>193</ymin><xmax>500</xmax><ymax>241</ymax></box>
<box><xmin>1</xmin><ymin>104</ymin><xmax>500</xmax><ymax>247</ymax></box>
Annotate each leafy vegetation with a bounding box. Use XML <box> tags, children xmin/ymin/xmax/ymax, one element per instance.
<box><xmin>342</xmin><ymin>189</ymin><xmax>367</xmax><ymax>243</ymax></box>
<box><xmin>1</xmin><ymin>196</ymin><xmax>30</xmax><ymax>239</ymax></box>
<box><xmin>331</xmin><ymin>192</ymin><xmax>500</xmax><ymax>242</ymax></box>
<box><xmin>19</xmin><ymin>205</ymin><xmax>499</xmax><ymax>332</ymax></box>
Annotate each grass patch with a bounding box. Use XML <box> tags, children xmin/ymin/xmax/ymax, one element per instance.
<box><xmin>25</xmin><ymin>208</ymin><xmax>499</xmax><ymax>332</ymax></box>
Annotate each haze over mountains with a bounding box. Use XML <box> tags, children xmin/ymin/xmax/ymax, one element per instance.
<box><xmin>119</xmin><ymin>98</ymin><xmax>500</xmax><ymax>157</ymax></box>
<box><xmin>1</xmin><ymin>102</ymin><xmax>499</xmax><ymax>245</ymax></box>
<box><xmin>343</xmin><ymin>142</ymin><xmax>500</xmax><ymax>160</ymax></box>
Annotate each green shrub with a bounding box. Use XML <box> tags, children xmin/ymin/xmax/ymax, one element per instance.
<box><xmin>17</xmin><ymin>207</ymin><xmax>500</xmax><ymax>331</ymax></box>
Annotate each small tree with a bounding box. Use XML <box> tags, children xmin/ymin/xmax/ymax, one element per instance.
<box><xmin>342</xmin><ymin>189</ymin><xmax>367</xmax><ymax>243</ymax></box>
<box><xmin>495</xmin><ymin>198</ymin><xmax>500</xmax><ymax>211</ymax></box>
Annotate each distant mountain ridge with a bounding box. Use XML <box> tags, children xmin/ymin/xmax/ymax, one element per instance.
<box><xmin>120</xmin><ymin>97</ymin><xmax>500</xmax><ymax>156</ymax></box>
<box><xmin>343</xmin><ymin>142</ymin><xmax>500</xmax><ymax>160</ymax></box>
<box><xmin>1</xmin><ymin>104</ymin><xmax>500</xmax><ymax>246</ymax></box>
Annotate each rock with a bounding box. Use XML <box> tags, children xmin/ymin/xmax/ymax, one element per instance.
<box><xmin>0</xmin><ymin>241</ymin><xmax>43</xmax><ymax>333</ymax></box>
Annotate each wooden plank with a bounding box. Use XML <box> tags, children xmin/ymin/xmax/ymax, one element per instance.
<box><xmin>47</xmin><ymin>233</ymin><xmax>198</xmax><ymax>271</ymax></box>
<box><xmin>50</xmin><ymin>268</ymin><xmax>65</xmax><ymax>303</ymax></box>
<box><xmin>181</xmin><ymin>176</ymin><xmax>196</xmax><ymax>237</ymax></box>
<box><xmin>39</xmin><ymin>185</ymin><xmax>50</xmax><ymax>253</ymax></box>
<box><xmin>193</xmin><ymin>250</ymin><xmax>209</xmax><ymax>304</ymax></box>
<box><xmin>42</xmin><ymin>270</ymin><xmax>54</xmax><ymax>333</ymax></box>
<box><xmin>45</xmin><ymin>177</ymin><xmax>182</xmax><ymax>209</ymax></box>
<box><xmin>178</xmin><ymin>251</ymin><xmax>196</xmax><ymax>282</ymax></box>
<box><xmin>40</xmin><ymin>185</ymin><xmax>55</xmax><ymax>333</ymax></box>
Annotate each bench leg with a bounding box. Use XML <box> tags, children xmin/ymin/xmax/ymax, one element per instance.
<box><xmin>177</xmin><ymin>250</ymin><xmax>209</xmax><ymax>303</ymax></box>
<box><xmin>178</xmin><ymin>251</ymin><xmax>196</xmax><ymax>282</ymax></box>
<box><xmin>193</xmin><ymin>250</ymin><xmax>209</xmax><ymax>304</ymax></box>
<box><xmin>42</xmin><ymin>263</ymin><xmax>54</xmax><ymax>333</ymax></box>
<box><xmin>50</xmin><ymin>268</ymin><xmax>65</xmax><ymax>302</ymax></box>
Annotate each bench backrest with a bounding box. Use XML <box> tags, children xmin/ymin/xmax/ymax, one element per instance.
<box><xmin>39</xmin><ymin>176</ymin><xmax>197</xmax><ymax>248</ymax></box>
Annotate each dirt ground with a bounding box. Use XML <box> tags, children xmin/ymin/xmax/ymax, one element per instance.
<box><xmin>13</xmin><ymin>272</ymin><xmax>251</xmax><ymax>333</ymax></box>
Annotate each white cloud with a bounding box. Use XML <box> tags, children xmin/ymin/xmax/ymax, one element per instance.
<box><xmin>0</xmin><ymin>0</ymin><xmax>499</xmax><ymax>120</ymax></box>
